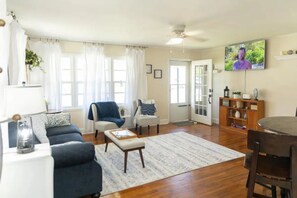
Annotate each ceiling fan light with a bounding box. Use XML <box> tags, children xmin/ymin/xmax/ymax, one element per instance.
<box><xmin>166</xmin><ymin>37</ymin><xmax>184</xmax><ymax>45</ymax></box>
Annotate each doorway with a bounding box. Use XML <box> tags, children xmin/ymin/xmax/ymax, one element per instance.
<box><xmin>191</xmin><ymin>59</ymin><xmax>213</xmax><ymax>125</ymax></box>
<box><xmin>169</xmin><ymin>60</ymin><xmax>190</xmax><ymax>123</ymax></box>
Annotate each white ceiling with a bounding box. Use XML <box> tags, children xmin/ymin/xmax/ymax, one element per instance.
<box><xmin>7</xmin><ymin>0</ymin><xmax>297</xmax><ymax>49</ymax></box>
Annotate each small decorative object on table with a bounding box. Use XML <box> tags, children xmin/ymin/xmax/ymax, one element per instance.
<box><xmin>235</xmin><ymin>111</ymin><xmax>241</xmax><ymax>118</ymax></box>
<box><xmin>224</xmin><ymin>86</ymin><xmax>230</xmax><ymax>98</ymax></box>
<box><xmin>110</xmin><ymin>129</ymin><xmax>137</xmax><ymax>140</ymax></box>
<box><xmin>233</xmin><ymin>91</ymin><xmax>241</xmax><ymax>99</ymax></box>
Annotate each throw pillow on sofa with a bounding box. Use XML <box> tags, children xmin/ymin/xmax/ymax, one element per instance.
<box><xmin>45</xmin><ymin>113</ymin><xmax>71</xmax><ymax>129</ymax></box>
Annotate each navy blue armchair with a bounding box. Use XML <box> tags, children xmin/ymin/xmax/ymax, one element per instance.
<box><xmin>88</xmin><ymin>101</ymin><xmax>125</xmax><ymax>137</ymax></box>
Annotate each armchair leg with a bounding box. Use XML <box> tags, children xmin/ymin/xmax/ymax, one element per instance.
<box><xmin>148</xmin><ymin>125</ymin><xmax>150</xmax><ymax>135</ymax></box>
<box><xmin>92</xmin><ymin>192</ymin><xmax>101</xmax><ymax>198</ymax></box>
<box><xmin>139</xmin><ymin>126</ymin><xmax>142</xmax><ymax>135</ymax></box>
<box><xmin>135</xmin><ymin>124</ymin><xmax>138</xmax><ymax>131</ymax></box>
<box><xmin>95</xmin><ymin>130</ymin><xmax>98</xmax><ymax>138</ymax></box>
<box><xmin>157</xmin><ymin>124</ymin><xmax>159</xmax><ymax>134</ymax></box>
<box><xmin>104</xmin><ymin>135</ymin><xmax>109</xmax><ymax>152</ymax></box>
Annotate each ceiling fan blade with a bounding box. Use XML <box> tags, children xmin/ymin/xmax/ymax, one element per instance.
<box><xmin>186</xmin><ymin>36</ymin><xmax>208</xmax><ymax>42</ymax></box>
<box><xmin>184</xmin><ymin>30</ymin><xmax>204</xmax><ymax>36</ymax></box>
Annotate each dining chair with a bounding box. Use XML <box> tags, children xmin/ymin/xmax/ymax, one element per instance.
<box><xmin>244</xmin><ymin>130</ymin><xmax>297</xmax><ymax>198</ymax></box>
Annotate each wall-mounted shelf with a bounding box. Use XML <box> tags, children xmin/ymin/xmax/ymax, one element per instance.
<box><xmin>274</xmin><ymin>54</ymin><xmax>297</xmax><ymax>60</ymax></box>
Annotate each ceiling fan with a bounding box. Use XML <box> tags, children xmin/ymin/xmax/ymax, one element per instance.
<box><xmin>166</xmin><ymin>24</ymin><xmax>206</xmax><ymax>45</ymax></box>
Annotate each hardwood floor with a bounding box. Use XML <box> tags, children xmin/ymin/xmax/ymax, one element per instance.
<box><xmin>83</xmin><ymin>123</ymin><xmax>273</xmax><ymax>198</ymax></box>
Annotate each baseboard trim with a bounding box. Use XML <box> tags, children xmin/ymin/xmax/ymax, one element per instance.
<box><xmin>212</xmin><ymin>118</ymin><xmax>219</xmax><ymax>125</ymax></box>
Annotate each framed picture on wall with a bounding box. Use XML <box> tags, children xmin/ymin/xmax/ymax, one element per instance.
<box><xmin>154</xmin><ymin>69</ymin><xmax>162</xmax><ymax>79</ymax></box>
<box><xmin>146</xmin><ymin>64</ymin><xmax>152</xmax><ymax>74</ymax></box>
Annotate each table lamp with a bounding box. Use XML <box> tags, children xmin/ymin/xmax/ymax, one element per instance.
<box><xmin>4</xmin><ymin>84</ymin><xmax>46</xmax><ymax>154</ymax></box>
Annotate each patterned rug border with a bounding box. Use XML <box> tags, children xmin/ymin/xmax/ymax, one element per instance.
<box><xmin>95</xmin><ymin>132</ymin><xmax>244</xmax><ymax>196</ymax></box>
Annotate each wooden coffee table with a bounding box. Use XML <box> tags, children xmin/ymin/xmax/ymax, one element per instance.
<box><xmin>104</xmin><ymin>129</ymin><xmax>145</xmax><ymax>173</ymax></box>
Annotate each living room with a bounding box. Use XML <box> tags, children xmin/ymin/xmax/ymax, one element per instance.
<box><xmin>1</xmin><ymin>0</ymin><xmax>297</xmax><ymax>198</ymax></box>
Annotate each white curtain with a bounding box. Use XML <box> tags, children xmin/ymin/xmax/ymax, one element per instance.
<box><xmin>83</xmin><ymin>44</ymin><xmax>106</xmax><ymax>132</ymax></box>
<box><xmin>0</xmin><ymin>12</ymin><xmax>10</xmax><ymax>118</ymax></box>
<box><xmin>8</xmin><ymin>21</ymin><xmax>27</xmax><ymax>85</ymax></box>
<box><xmin>27</xmin><ymin>40</ymin><xmax>62</xmax><ymax>110</ymax></box>
<box><xmin>0</xmin><ymin>0</ymin><xmax>8</xmax><ymax>180</ymax></box>
<box><xmin>125</xmin><ymin>47</ymin><xmax>147</xmax><ymax>125</ymax></box>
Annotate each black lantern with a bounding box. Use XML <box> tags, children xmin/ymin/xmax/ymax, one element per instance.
<box><xmin>224</xmin><ymin>86</ymin><xmax>230</xmax><ymax>98</ymax></box>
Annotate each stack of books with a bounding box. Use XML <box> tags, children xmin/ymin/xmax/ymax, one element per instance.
<box><xmin>110</xmin><ymin>129</ymin><xmax>137</xmax><ymax>140</ymax></box>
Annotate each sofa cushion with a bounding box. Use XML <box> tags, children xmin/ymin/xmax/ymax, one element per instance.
<box><xmin>51</xmin><ymin>142</ymin><xmax>95</xmax><ymax>168</ymax></box>
<box><xmin>48</xmin><ymin>133</ymin><xmax>84</xmax><ymax>145</ymax></box>
<box><xmin>46</xmin><ymin>124</ymin><xmax>81</xmax><ymax>137</ymax></box>
<box><xmin>45</xmin><ymin>113</ymin><xmax>71</xmax><ymax>129</ymax></box>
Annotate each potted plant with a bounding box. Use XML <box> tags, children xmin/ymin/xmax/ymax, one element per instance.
<box><xmin>25</xmin><ymin>49</ymin><xmax>44</xmax><ymax>72</ymax></box>
<box><xmin>233</xmin><ymin>91</ymin><xmax>241</xmax><ymax>99</ymax></box>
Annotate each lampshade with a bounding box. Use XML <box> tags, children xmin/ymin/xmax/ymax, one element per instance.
<box><xmin>4</xmin><ymin>85</ymin><xmax>46</xmax><ymax>119</ymax></box>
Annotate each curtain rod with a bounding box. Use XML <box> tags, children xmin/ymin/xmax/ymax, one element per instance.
<box><xmin>27</xmin><ymin>36</ymin><xmax>104</xmax><ymax>46</ymax></box>
<box><xmin>28</xmin><ymin>36</ymin><xmax>148</xmax><ymax>48</ymax></box>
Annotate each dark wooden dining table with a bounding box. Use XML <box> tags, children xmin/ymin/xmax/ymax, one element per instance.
<box><xmin>258</xmin><ymin>116</ymin><xmax>297</xmax><ymax>136</ymax></box>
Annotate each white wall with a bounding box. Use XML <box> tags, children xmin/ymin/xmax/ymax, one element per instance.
<box><xmin>190</xmin><ymin>33</ymin><xmax>297</xmax><ymax>123</ymax></box>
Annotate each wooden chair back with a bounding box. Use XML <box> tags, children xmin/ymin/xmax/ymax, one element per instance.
<box><xmin>247</xmin><ymin>130</ymin><xmax>297</xmax><ymax>198</ymax></box>
<box><xmin>248</xmin><ymin>130</ymin><xmax>297</xmax><ymax>157</ymax></box>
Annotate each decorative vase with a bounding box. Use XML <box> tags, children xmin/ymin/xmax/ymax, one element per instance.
<box><xmin>235</xmin><ymin>111</ymin><xmax>240</xmax><ymax>118</ymax></box>
<box><xmin>233</xmin><ymin>94</ymin><xmax>241</xmax><ymax>99</ymax></box>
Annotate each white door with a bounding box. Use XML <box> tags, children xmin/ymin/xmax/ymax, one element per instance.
<box><xmin>169</xmin><ymin>60</ymin><xmax>190</xmax><ymax>123</ymax></box>
<box><xmin>191</xmin><ymin>59</ymin><xmax>213</xmax><ymax>125</ymax></box>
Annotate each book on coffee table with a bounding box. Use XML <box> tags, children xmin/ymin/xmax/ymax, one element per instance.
<box><xmin>110</xmin><ymin>129</ymin><xmax>137</xmax><ymax>140</ymax></box>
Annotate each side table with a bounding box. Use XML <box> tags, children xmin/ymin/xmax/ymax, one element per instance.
<box><xmin>0</xmin><ymin>143</ymin><xmax>54</xmax><ymax>198</ymax></box>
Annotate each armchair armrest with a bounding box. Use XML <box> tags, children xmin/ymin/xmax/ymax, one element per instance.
<box><xmin>51</xmin><ymin>142</ymin><xmax>95</xmax><ymax>168</ymax></box>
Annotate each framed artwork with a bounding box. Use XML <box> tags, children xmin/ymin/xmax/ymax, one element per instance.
<box><xmin>146</xmin><ymin>64</ymin><xmax>152</xmax><ymax>74</ymax></box>
<box><xmin>154</xmin><ymin>69</ymin><xmax>162</xmax><ymax>79</ymax></box>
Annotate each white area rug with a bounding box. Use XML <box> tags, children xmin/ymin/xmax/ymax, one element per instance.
<box><xmin>95</xmin><ymin>132</ymin><xmax>244</xmax><ymax>196</ymax></box>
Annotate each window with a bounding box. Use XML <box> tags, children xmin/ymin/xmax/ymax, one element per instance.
<box><xmin>170</xmin><ymin>65</ymin><xmax>187</xmax><ymax>104</ymax></box>
<box><xmin>61</xmin><ymin>55</ymin><xmax>85</xmax><ymax>108</ymax></box>
<box><xmin>60</xmin><ymin>55</ymin><xmax>126</xmax><ymax>108</ymax></box>
<box><xmin>105</xmin><ymin>58</ymin><xmax>126</xmax><ymax>104</ymax></box>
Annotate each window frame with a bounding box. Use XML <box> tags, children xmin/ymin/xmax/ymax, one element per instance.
<box><xmin>60</xmin><ymin>54</ymin><xmax>85</xmax><ymax>108</ymax></box>
<box><xmin>105</xmin><ymin>56</ymin><xmax>127</xmax><ymax>105</ymax></box>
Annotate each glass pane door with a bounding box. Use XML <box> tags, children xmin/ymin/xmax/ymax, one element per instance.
<box><xmin>191</xmin><ymin>59</ymin><xmax>212</xmax><ymax>125</ymax></box>
<box><xmin>194</xmin><ymin>65</ymin><xmax>208</xmax><ymax>116</ymax></box>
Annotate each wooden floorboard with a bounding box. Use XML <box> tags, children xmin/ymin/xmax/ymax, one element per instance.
<box><xmin>83</xmin><ymin>123</ymin><xmax>274</xmax><ymax>198</ymax></box>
